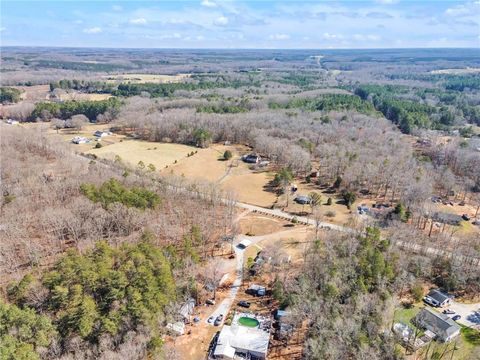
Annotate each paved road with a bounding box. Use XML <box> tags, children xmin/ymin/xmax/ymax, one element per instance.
<box><xmin>232</xmin><ymin>201</ymin><xmax>480</xmax><ymax>267</ymax></box>
<box><xmin>81</xmin><ymin>153</ymin><xmax>480</xmax><ymax>267</ymax></box>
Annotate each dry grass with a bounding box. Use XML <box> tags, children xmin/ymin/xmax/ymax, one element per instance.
<box><xmin>222</xmin><ymin>171</ymin><xmax>277</xmax><ymax>207</ymax></box>
<box><xmin>431</xmin><ymin>68</ymin><xmax>480</xmax><ymax>75</ymax></box>
<box><xmin>87</xmin><ymin>140</ymin><xmax>197</xmax><ymax>170</ymax></box>
<box><xmin>57</xmin><ymin>92</ymin><xmax>112</xmax><ymax>101</ymax></box>
<box><xmin>239</xmin><ymin>214</ymin><xmax>293</xmax><ymax>236</ymax></box>
<box><xmin>103</xmin><ymin>73</ymin><xmax>190</xmax><ymax>84</ymax></box>
<box><xmin>20</xmin><ymin>123</ymin><xmax>126</xmax><ymax>153</ymax></box>
<box><xmin>162</xmin><ymin>143</ymin><xmax>278</xmax><ymax>207</ymax></box>
<box><xmin>13</xmin><ymin>85</ymin><xmax>50</xmax><ymax>101</ymax></box>
<box><xmin>160</xmin><ymin>144</ymin><xmax>232</xmax><ymax>182</ymax></box>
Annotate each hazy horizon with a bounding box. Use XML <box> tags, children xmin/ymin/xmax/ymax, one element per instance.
<box><xmin>1</xmin><ymin>1</ymin><xmax>479</xmax><ymax>49</ymax></box>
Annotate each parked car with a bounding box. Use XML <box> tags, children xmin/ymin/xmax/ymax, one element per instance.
<box><xmin>294</xmin><ymin>195</ymin><xmax>311</xmax><ymax>204</ymax></box>
<box><xmin>452</xmin><ymin>315</ymin><xmax>461</xmax><ymax>321</ymax></box>
<box><xmin>238</xmin><ymin>301</ymin><xmax>251</xmax><ymax>308</ymax></box>
<box><xmin>207</xmin><ymin>316</ymin><xmax>214</xmax><ymax>324</ymax></box>
<box><xmin>462</xmin><ymin>214</ymin><xmax>471</xmax><ymax>221</ymax></box>
<box><xmin>443</xmin><ymin>309</ymin><xmax>455</xmax><ymax>315</ymax></box>
<box><xmin>206</xmin><ymin>299</ymin><xmax>216</xmax><ymax>305</ymax></box>
<box><xmin>193</xmin><ymin>317</ymin><xmax>200</xmax><ymax>323</ymax></box>
<box><xmin>214</xmin><ymin>314</ymin><xmax>224</xmax><ymax>326</ymax></box>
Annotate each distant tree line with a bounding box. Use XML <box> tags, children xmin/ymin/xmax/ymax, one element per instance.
<box><xmin>30</xmin><ymin>97</ymin><xmax>121</xmax><ymax>121</ymax></box>
<box><xmin>354</xmin><ymin>84</ymin><xmax>458</xmax><ymax>133</ymax></box>
<box><xmin>387</xmin><ymin>73</ymin><xmax>480</xmax><ymax>91</ymax></box>
<box><xmin>269</xmin><ymin>94</ymin><xmax>377</xmax><ymax>114</ymax></box>
<box><xmin>31</xmin><ymin>59</ymin><xmax>133</xmax><ymax>72</ymax></box>
<box><xmin>49</xmin><ymin>79</ymin><xmax>115</xmax><ymax>93</ymax></box>
<box><xmin>49</xmin><ymin>77</ymin><xmax>261</xmax><ymax>98</ymax></box>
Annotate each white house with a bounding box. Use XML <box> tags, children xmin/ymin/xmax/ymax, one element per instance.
<box><xmin>94</xmin><ymin>130</ymin><xmax>112</xmax><ymax>138</ymax></box>
<box><xmin>71</xmin><ymin>136</ymin><xmax>90</xmax><ymax>144</ymax></box>
<box><xmin>423</xmin><ymin>289</ymin><xmax>451</xmax><ymax>307</ymax></box>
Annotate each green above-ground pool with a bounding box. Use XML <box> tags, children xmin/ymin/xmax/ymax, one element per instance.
<box><xmin>238</xmin><ymin>317</ymin><xmax>259</xmax><ymax>328</ymax></box>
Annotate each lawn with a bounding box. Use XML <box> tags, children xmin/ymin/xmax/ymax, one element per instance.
<box><xmin>394</xmin><ymin>304</ymin><xmax>421</xmax><ymax>326</ymax></box>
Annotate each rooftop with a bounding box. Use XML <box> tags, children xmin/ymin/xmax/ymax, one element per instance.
<box><xmin>416</xmin><ymin>308</ymin><xmax>461</xmax><ymax>340</ymax></box>
<box><xmin>213</xmin><ymin>312</ymin><xmax>271</xmax><ymax>358</ymax></box>
<box><xmin>426</xmin><ymin>289</ymin><xmax>450</xmax><ymax>304</ymax></box>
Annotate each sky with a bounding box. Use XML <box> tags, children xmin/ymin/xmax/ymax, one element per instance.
<box><xmin>1</xmin><ymin>0</ymin><xmax>479</xmax><ymax>49</ymax></box>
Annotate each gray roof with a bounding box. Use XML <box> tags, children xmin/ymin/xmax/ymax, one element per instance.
<box><xmin>179</xmin><ymin>298</ymin><xmax>195</xmax><ymax>319</ymax></box>
<box><xmin>415</xmin><ymin>308</ymin><xmax>461</xmax><ymax>341</ymax></box>
<box><xmin>426</xmin><ymin>289</ymin><xmax>450</xmax><ymax>304</ymax></box>
<box><xmin>432</xmin><ymin>212</ymin><xmax>463</xmax><ymax>225</ymax></box>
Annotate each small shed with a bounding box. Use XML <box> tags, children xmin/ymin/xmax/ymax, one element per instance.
<box><xmin>274</xmin><ymin>309</ymin><xmax>290</xmax><ymax>321</ymax></box>
<box><xmin>179</xmin><ymin>298</ymin><xmax>195</xmax><ymax>322</ymax></box>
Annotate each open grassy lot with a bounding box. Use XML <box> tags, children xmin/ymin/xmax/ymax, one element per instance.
<box><xmin>160</xmin><ymin>144</ymin><xmax>235</xmax><ymax>183</ymax></box>
<box><xmin>87</xmin><ymin>140</ymin><xmax>197</xmax><ymax>170</ymax></box>
<box><xmin>221</xmin><ymin>171</ymin><xmax>277</xmax><ymax>207</ymax></box>
<box><xmin>431</xmin><ymin>68</ymin><xmax>480</xmax><ymax>75</ymax></box>
<box><xmin>13</xmin><ymin>84</ymin><xmax>50</xmax><ymax>101</ymax></box>
<box><xmin>162</xmin><ymin>143</ymin><xmax>279</xmax><ymax>207</ymax></box>
<box><xmin>57</xmin><ymin>92</ymin><xmax>112</xmax><ymax>101</ymax></box>
<box><xmin>239</xmin><ymin>214</ymin><xmax>294</xmax><ymax>236</ymax></box>
<box><xmin>103</xmin><ymin>73</ymin><xmax>190</xmax><ymax>84</ymax></box>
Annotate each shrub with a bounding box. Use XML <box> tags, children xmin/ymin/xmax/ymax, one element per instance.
<box><xmin>341</xmin><ymin>190</ymin><xmax>356</xmax><ymax>209</ymax></box>
<box><xmin>325</xmin><ymin>210</ymin><xmax>336</xmax><ymax>218</ymax></box>
<box><xmin>411</xmin><ymin>283</ymin><xmax>424</xmax><ymax>302</ymax></box>
<box><xmin>223</xmin><ymin>150</ymin><xmax>233</xmax><ymax>160</ymax></box>
<box><xmin>95</xmin><ymin>142</ymin><xmax>102</xmax><ymax>148</ymax></box>
<box><xmin>326</xmin><ymin>197</ymin><xmax>332</xmax><ymax>206</ymax></box>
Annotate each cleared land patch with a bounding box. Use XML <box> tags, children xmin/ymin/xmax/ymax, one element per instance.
<box><xmin>57</xmin><ymin>92</ymin><xmax>112</xmax><ymax>101</ymax></box>
<box><xmin>103</xmin><ymin>73</ymin><xmax>190</xmax><ymax>84</ymax></box>
<box><xmin>160</xmin><ymin>144</ymin><xmax>235</xmax><ymax>183</ymax></box>
<box><xmin>87</xmin><ymin>140</ymin><xmax>197</xmax><ymax>170</ymax></box>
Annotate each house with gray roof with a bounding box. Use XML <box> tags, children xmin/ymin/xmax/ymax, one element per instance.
<box><xmin>414</xmin><ymin>308</ymin><xmax>461</xmax><ymax>343</ymax></box>
<box><xmin>423</xmin><ymin>289</ymin><xmax>451</xmax><ymax>307</ymax></box>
